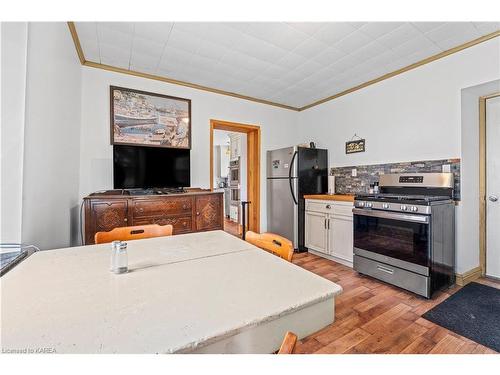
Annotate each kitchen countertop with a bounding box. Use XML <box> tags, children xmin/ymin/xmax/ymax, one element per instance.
<box><xmin>304</xmin><ymin>194</ymin><xmax>355</xmax><ymax>202</ymax></box>
<box><xmin>1</xmin><ymin>230</ymin><xmax>342</xmax><ymax>354</ymax></box>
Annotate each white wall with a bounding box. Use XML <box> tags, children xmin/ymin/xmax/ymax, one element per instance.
<box><xmin>459</xmin><ymin>80</ymin><xmax>500</xmax><ymax>274</ymax></box>
<box><xmin>1</xmin><ymin>22</ymin><xmax>28</xmax><ymax>244</ymax></box>
<box><xmin>79</xmin><ymin>67</ymin><xmax>299</xmax><ymax>232</ymax></box>
<box><xmin>298</xmin><ymin>37</ymin><xmax>500</xmax><ymax>273</ymax></box>
<box><xmin>21</xmin><ymin>22</ymin><xmax>82</xmax><ymax>249</ymax></box>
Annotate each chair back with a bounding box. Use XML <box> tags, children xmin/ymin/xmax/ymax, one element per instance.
<box><xmin>278</xmin><ymin>331</ymin><xmax>297</xmax><ymax>354</ymax></box>
<box><xmin>245</xmin><ymin>231</ymin><xmax>294</xmax><ymax>262</ymax></box>
<box><xmin>95</xmin><ymin>224</ymin><xmax>173</xmax><ymax>244</ymax></box>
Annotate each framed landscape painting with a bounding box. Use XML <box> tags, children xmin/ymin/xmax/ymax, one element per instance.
<box><xmin>110</xmin><ymin>86</ymin><xmax>191</xmax><ymax>149</ymax></box>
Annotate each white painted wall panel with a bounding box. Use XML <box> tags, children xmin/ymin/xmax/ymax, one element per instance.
<box><xmin>22</xmin><ymin>23</ymin><xmax>82</xmax><ymax>249</ymax></box>
<box><xmin>1</xmin><ymin>22</ymin><xmax>28</xmax><ymax>244</ymax></box>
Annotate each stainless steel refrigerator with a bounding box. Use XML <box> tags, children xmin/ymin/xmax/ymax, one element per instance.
<box><xmin>267</xmin><ymin>146</ymin><xmax>328</xmax><ymax>251</ymax></box>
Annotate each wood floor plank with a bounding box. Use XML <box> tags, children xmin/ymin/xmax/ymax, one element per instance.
<box><xmin>291</xmin><ymin>252</ymin><xmax>499</xmax><ymax>354</ymax></box>
<box><xmin>428</xmin><ymin>334</ymin><xmax>467</xmax><ymax>354</ymax></box>
<box><xmin>315</xmin><ymin>328</ymin><xmax>371</xmax><ymax>354</ymax></box>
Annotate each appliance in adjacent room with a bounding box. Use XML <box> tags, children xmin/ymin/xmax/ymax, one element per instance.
<box><xmin>267</xmin><ymin>146</ymin><xmax>328</xmax><ymax>251</ymax></box>
<box><xmin>113</xmin><ymin>145</ymin><xmax>190</xmax><ymax>189</ymax></box>
<box><xmin>353</xmin><ymin>173</ymin><xmax>455</xmax><ymax>298</ymax></box>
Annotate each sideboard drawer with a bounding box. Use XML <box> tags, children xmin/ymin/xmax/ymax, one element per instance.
<box><xmin>133</xmin><ymin>216</ymin><xmax>193</xmax><ymax>234</ymax></box>
<box><xmin>132</xmin><ymin>197</ymin><xmax>192</xmax><ymax>218</ymax></box>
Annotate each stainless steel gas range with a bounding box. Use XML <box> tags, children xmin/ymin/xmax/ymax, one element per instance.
<box><xmin>353</xmin><ymin>173</ymin><xmax>455</xmax><ymax>298</ymax></box>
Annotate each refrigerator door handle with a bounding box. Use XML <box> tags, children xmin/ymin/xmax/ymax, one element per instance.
<box><xmin>288</xmin><ymin>151</ymin><xmax>298</xmax><ymax>205</ymax></box>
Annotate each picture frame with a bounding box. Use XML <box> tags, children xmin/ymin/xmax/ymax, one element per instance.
<box><xmin>345</xmin><ymin>139</ymin><xmax>365</xmax><ymax>154</ymax></box>
<box><xmin>110</xmin><ymin>86</ymin><xmax>191</xmax><ymax>149</ymax></box>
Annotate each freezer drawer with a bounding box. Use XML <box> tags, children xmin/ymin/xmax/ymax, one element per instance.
<box><xmin>353</xmin><ymin>254</ymin><xmax>431</xmax><ymax>298</ymax></box>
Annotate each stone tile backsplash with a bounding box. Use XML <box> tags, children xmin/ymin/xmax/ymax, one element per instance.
<box><xmin>331</xmin><ymin>158</ymin><xmax>461</xmax><ymax>200</ymax></box>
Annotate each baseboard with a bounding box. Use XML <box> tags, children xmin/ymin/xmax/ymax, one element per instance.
<box><xmin>456</xmin><ymin>266</ymin><xmax>483</xmax><ymax>286</ymax></box>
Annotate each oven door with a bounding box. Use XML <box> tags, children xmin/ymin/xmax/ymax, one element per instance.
<box><xmin>353</xmin><ymin>208</ymin><xmax>431</xmax><ymax>268</ymax></box>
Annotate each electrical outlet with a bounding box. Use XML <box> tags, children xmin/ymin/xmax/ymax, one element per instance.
<box><xmin>352</xmin><ymin>168</ymin><xmax>357</xmax><ymax>177</ymax></box>
<box><xmin>442</xmin><ymin>164</ymin><xmax>451</xmax><ymax>173</ymax></box>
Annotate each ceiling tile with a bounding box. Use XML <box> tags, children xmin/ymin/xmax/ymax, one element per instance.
<box><xmin>312</xmin><ymin>23</ymin><xmax>358</xmax><ymax>45</ymax></box>
<box><xmin>244</xmin><ymin>22</ymin><xmax>310</xmax><ymax>51</ymax></box>
<box><xmin>286</xmin><ymin>22</ymin><xmax>325</xmax><ymax>36</ymax></box>
<box><xmin>97</xmin><ymin>24</ymin><xmax>134</xmax><ymax>50</ymax></box>
<box><xmin>334</xmin><ymin>30</ymin><xmax>372</xmax><ymax>54</ymax></box>
<box><xmin>391</xmin><ymin>35</ymin><xmax>438</xmax><ymax>58</ymax></box>
<box><xmin>411</xmin><ymin>22</ymin><xmax>446</xmax><ymax>33</ymax></box>
<box><xmin>376</xmin><ymin>23</ymin><xmax>421</xmax><ymax>49</ymax></box>
<box><xmin>133</xmin><ymin>22</ymin><xmax>173</xmax><ymax>44</ymax></box>
<box><xmin>311</xmin><ymin>46</ymin><xmax>344</xmax><ymax>66</ymax></box>
<box><xmin>472</xmin><ymin>22</ymin><xmax>500</xmax><ymax>34</ymax></box>
<box><xmin>424</xmin><ymin>22</ymin><xmax>476</xmax><ymax>44</ymax></box>
<box><xmin>359</xmin><ymin>22</ymin><xmax>404</xmax><ymax>38</ymax></box>
<box><xmin>291</xmin><ymin>37</ymin><xmax>329</xmax><ymax>58</ymax></box>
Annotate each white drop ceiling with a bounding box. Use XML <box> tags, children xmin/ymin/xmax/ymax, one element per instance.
<box><xmin>75</xmin><ymin>22</ymin><xmax>499</xmax><ymax>109</ymax></box>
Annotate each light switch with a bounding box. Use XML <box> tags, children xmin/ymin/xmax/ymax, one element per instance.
<box><xmin>352</xmin><ymin>168</ymin><xmax>357</xmax><ymax>177</ymax></box>
<box><xmin>442</xmin><ymin>164</ymin><xmax>451</xmax><ymax>173</ymax></box>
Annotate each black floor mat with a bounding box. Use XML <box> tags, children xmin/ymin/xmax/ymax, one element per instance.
<box><xmin>423</xmin><ymin>282</ymin><xmax>500</xmax><ymax>352</ymax></box>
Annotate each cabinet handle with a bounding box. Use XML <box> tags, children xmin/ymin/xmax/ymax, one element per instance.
<box><xmin>326</xmin><ymin>204</ymin><xmax>331</xmax><ymax>209</ymax></box>
<box><xmin>196</xmin><ymin>211</ymin><xmax>200</xmax><ymax>216</ymax></box>
<box><xmin>327</xmin><ymin>218</ymin><xmax>330</xmax><ymax>229</ymax></box>
<box><xmin>124</xmin><ymin>218</ymin><xmax>128</xmax><ymax>222</ymax></box>
<box><xmin>324</xmin><ymin>218</ymin><xmax>327</xmax><ymax>229</ymax></box>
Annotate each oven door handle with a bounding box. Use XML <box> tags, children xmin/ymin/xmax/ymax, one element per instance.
<box><xmin>352</xmin><ymin>208</ymin><xmax>430</xmax><ymax>224</ymax></box>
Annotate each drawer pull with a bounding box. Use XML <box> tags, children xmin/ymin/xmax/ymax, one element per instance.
<box><xmin>377</xmin><ymin>265</ymin><xmax>394</xmax><ymax>275</ymax></box>
<box><xmin>326</xmin><ymin>204</ymin><xmax>331</xmax><ymax>209</ymax></box>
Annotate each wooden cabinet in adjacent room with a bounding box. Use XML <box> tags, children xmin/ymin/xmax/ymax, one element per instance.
<box><xmin>83</xmin><ymin>191</ymin><xmax>223</xmax><ymax>245</ymax></box>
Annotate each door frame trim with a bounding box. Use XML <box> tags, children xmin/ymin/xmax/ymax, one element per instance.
<box><xmin>210</xmin><ymin>119</ymin><xmax>261</xmax><ymax>233</ymax></box>
<box><xmin>479</xmin><ymin>92</ymin><xmax>500</xmax><ymax>276</ymax></box>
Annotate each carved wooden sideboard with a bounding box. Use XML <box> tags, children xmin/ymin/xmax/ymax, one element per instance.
<box><xmin>83</xmin><ymin>190</ymin><xmax>224</xmax><ymax>245</ymax></box>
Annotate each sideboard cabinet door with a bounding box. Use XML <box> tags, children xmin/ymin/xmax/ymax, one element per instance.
<box><xmin>87</xmin><ymin>200</ymin><xmax>128</xmax><ymax>244</ymax></box>
<box><xmin>195</xmin><ymin>194</ymin><xmax>223</xmax><ymax>231</ymax></box>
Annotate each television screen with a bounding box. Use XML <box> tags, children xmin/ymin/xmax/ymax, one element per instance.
<box><xmin>113</xmin><ymin>145</ymin><xmax>190</xmax><ymax>189</ymax></box>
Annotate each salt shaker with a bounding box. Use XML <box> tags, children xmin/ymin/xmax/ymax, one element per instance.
<box><xmin>111</xmin><ymin>241</ymin><xmax>128</xmax><ymax>274</ymax></box>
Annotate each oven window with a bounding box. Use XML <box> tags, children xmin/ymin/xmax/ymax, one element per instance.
<box><xmin>354</xmin><ymin>214</ymin><xmax>430</xmax><ymax>267</ymax></box>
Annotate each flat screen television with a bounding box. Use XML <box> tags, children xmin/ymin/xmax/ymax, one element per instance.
<box><xmin>113</xmin><ymin>145</ymin><xmax>190</xmax><ymax>189</ymax></box>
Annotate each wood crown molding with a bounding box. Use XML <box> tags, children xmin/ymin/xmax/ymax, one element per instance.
<box><xmin>67</xmin><ymin>22</ymin><xmax>500</xmax><ymax>112</ymax></box>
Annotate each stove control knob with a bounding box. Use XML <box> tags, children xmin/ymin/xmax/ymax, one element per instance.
<box><xmin>410</xmin><ymin>206</ymin><xmax>418</xmax><ymax>212</ymax></box>
<box><xmin>366</xmin><ymin>202</ymin><xmax>373</xmax><ymax>208</ymax></box>
<box><xmin>400</xmin><ymin>205</ymin><xmax>408</xmax><ymax>211</ymax></box>
<box><xmin>382</xmin><ymin>203</ymin><xmax>389</xmax><ymax>209</ymax></box>
<box><xmin>357</xmin><ymin>202</ymin><xmax>365</xmax><ymax>207</ymax></box>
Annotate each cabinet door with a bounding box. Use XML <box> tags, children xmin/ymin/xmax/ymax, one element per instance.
<box><xmin>305</xmin><ymin>211</ymin><xmax>328</xmax><ymax>254</ymax></box>
<box><xmin>88</xmin><ymin>200</ymin><xmax>128</xmax><ymax>244</ymax></box>
<box><xmin>329</xmin><ymin>214</ymin><xmax>354</xmax><ymax>263</ymax></box>
<box><xmin>195</xmin><ymin>194</ymin><xmax>223</xmax><ymax>231</ymax></box>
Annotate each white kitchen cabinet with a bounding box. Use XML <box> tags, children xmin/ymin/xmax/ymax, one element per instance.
<box><xmin>305</xmin><ymin>210</ymin><xmax>328</xmax><ymax>254</ymax></box>
<box><xmin>305</xmin><ymin>199</ymin><xmax>354</xmax><ymax>267</ymax></box>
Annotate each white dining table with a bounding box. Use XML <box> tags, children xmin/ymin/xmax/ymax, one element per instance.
<box><xmin>0</xmin><ymin>230</ymin><xmax>342</xmax><ymax>354</ymax></box>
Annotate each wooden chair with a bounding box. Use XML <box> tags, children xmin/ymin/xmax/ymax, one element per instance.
<box><xmin>245</xmin><ymin>231</ymin><xmax>294</xmax><ymax>262</ymax></box>
<box><xmin>94</xmin><ymin>224</ymin><xmax>173</xmax><ymax>244</ymax></box>
<box><xmin>278</xmin><ymin>331</ymin><xmax>297</xmax><ymax>354</ymax></box>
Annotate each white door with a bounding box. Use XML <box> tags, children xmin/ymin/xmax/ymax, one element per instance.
<box><xmin>486</xmin><ymin>96</ymin><xmax>500</xmax><ymax>278</ymax></box>
<box><xmin>329</xmin><ymin>214</ymin><xmax>354</xmax><ymax>263</ymax></box>
<box><xmin>305</xmin><ymin>211</ymin><xmax>328</xmax><ymax>254</ymax></box>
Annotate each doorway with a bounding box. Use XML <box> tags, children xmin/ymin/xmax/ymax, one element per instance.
<box><xmin>210</xmin><ymin>120</ymin><xmax>261</xmax><ymax>237</ymax></box>
<box><xmin>480</xmin><ymin>92</ymin><xmax>500</xmax><ymax>279</ymax></box>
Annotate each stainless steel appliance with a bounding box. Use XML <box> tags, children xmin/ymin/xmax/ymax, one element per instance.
<box><xmin>353</xmin><ymin>173</ymin><xmax>455</xmax><ymax>298</ymax></box>
<box><xmin>267</xmin><ymin>146</ymin><xmax>328</xmax><ymax>251</ymax></box>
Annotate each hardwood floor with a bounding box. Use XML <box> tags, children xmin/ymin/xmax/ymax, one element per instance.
<box><xmin>291</xmin><ymin>252</ymin><xmax>499</xmax><ymax>354</ymax></box>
